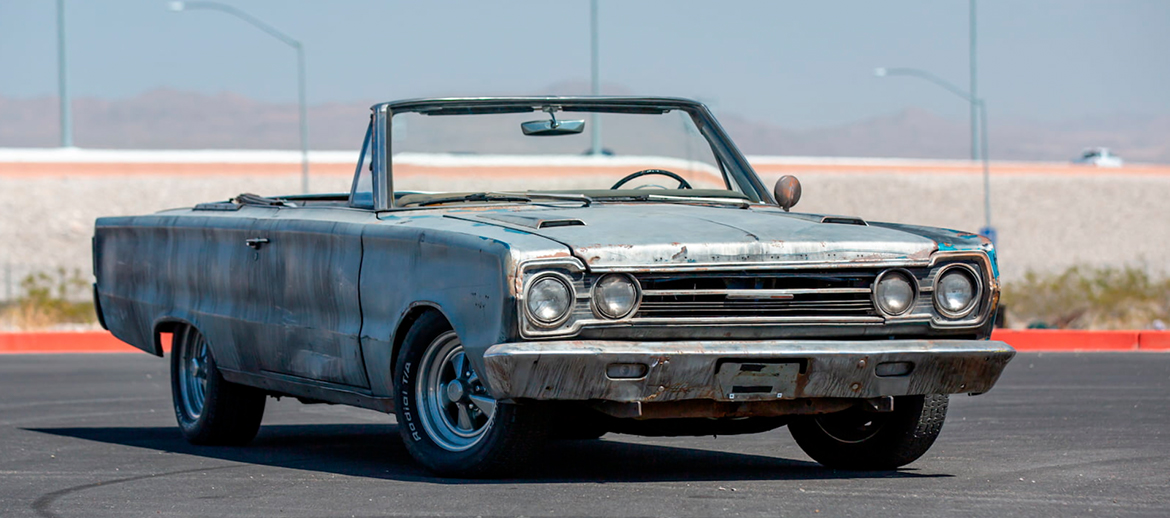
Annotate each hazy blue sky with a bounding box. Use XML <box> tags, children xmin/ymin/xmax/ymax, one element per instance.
<box><xmin>2</xmin><ymin>0</ymin><xmax>1167</xmax><ymax>128</ymax></box>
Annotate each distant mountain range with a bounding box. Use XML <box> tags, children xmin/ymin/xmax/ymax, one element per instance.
<box><xmin>3</xmin><ymin>88</ymin><xmax>1168</xmax><ymax>162</ymax></box>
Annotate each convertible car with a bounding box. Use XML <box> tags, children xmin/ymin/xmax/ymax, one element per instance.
<box><xmin>93</xmin><ymin>97</ymin><xmax>1014</xmax><ymax>477</ymax></box>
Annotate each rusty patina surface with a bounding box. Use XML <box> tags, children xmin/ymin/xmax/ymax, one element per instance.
<box><xmin>93</xmin><ymin>96</ymin><xmax>1012</xmax><ymax>417</ymax></box>
<box><xmin>482</xmin><ymin>339</ymin><xmax>1014</xmax><ymax>407</ymax></box>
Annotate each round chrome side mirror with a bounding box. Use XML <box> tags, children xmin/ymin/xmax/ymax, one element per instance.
<box><xmin>773</xmin><ymin>175</ymin><xmax>802</xmax><ymax>212</ymax></box>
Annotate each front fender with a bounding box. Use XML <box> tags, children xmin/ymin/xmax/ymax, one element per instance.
<box><xmin>357</xmin><ymin>214</ymin><xmax>571</xmax><ymax>397</ymax></box>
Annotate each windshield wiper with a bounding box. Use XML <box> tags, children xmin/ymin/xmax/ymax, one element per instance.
<box><xmin>593</xmin><ymin>193</ymin><xmax>750</xmax><ymax>208</ymax></box>
<box><xmin>417</xmin><ymin>192</ymin><xmax>533</xmax><ymax>207</ymax></box>
<box><xmin>646</xmin><ymin>194</ymin><xmax>750</xmax><ymax>207</ymax></box>
<box><xmin>416</xmin><ymin>192</ymin><xmax>593</xmax><ymax>207</ymax></box>
<box><xmin>524</xmin><ymin>193</ymin><xmax>593</xmax><ymax>206</ymax></box>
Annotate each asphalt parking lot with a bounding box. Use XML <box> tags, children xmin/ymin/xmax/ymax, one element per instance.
<box><xmin>1</xmin><ymin>352</ymin><xmax>1167</xmax><ymax>518</ymax></box>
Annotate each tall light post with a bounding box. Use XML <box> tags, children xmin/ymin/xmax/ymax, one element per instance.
<box><xmin>57</xmin><ymin>0</ymin><xmax>73</xmax><ymax>148</ymax></box>
<box><xmin>170</xmin><ymin>1</ymin><xmax>310</xmax><ymax>193</ymax></box>
<box><xmin>874</xmin><ymin>67</ymin><xmax>994</xmax><ymax>240</ymax></box>
<box><xmin>969</xmin><ymin>0</ymin><xmax>978</xmax><ymax>162</ymax></box>
<box><xmin>589</xmin><ymin>0</ymin><xmax>602</xmax><ymax>155</ymax></box>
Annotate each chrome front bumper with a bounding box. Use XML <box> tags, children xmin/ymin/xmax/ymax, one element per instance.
<box><xmin>481</xmin><ymin>339</ymin><xmax>1015</xmax><ymax>403</ymax></box>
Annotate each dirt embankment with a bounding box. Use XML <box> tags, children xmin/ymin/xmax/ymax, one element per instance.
<box><xmin>2</xmin><ymin>158</ymin><xmax>1168</xmax><ymax>304</ymax></box>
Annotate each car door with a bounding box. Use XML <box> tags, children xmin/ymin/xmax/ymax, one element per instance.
<box><xmin>249</xmin><ymin>207</ymin><xmax>374</xmax><ymax>388</ymax></box>
<box><xmin>177</xmin><ymin>206</ymin><xmax>279</xmax><ymax>374</ymax></box>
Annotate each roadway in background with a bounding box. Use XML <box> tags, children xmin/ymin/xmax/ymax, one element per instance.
<box><xmin>0</xmin><ymin>352</ymin><xmax>1166</xmax><ymax>517</ymax></box>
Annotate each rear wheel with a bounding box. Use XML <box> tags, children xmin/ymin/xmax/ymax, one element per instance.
<box><xmin>394</xmin><ymin>312</ymin><xmax>548</xmax><ymax>477</ymax></box>
<box><xmin>170</xmin><ymin>325</ymin><xmax>266</xmax><ymax>445</ymax></box>
<box><xmin>788</xmin><ymin>394</ymin><xmax>948</xmax><ymax>470</ymax></box>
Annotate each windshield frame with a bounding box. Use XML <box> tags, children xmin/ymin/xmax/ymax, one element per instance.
<box><xmin>364</xmin><ymin>97</ymin><xmax>775</xmax><ymax>211</ymax></box>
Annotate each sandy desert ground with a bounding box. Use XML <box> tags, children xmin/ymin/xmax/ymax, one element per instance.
<box><xmin>2</xmin><ymin>155</ymin><xmax>1168</xmax><ymax>302</ymax></box>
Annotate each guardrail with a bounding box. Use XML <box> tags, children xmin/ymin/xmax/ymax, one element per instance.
<box><xmin>1</xmin><ymin>330</ymin><xmax>1167</xmax><ymax>354</ymax></box>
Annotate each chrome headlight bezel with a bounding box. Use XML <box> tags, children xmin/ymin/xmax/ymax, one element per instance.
<box><xmin>591</xmin><ymin>273</ymin><xmax>642</xmax><ymax>320</ymax></box>
<box><xmin>523</xmin><ymin>272</ymin><xmax>575</xmax><ymax>328</ymax></box>
<box><xmin>933</xmin><ymin>263</ymin><xmax>982</xmax><ymax>319</ymax></box>
<box><xmin>872</xmin><ymin>268</ymin><xmax>918</xmax><ymax>317</ymax></box>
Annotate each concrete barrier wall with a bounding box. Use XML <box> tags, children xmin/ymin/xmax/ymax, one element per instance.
<box><xmin>2</xmin><ymin>151</ymin><xmax>1168</xmax><ymax>304</ymax></box>
<box><xmin>751</xmin><ymin>167</ymin><xmax>1170</xmax><ymax>284</ymax></box>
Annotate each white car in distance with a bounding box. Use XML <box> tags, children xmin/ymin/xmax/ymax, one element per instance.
<box><xmin>1073</xmin><ymin>147</ymin><xmax>1124</xmax><ymax>167</ymax></box>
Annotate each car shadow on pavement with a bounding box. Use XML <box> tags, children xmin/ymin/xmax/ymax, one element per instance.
<box><xmin>26</xmin><ymin>424</ymin><xmax>951</xmax><ymax>484</ymax></box>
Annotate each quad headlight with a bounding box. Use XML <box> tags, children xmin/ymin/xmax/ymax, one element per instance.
<box><xmin>873</xmin><ymin>269</ymin><xmax>917</xmax><ymax>317</ymax></box>
<box><xmin>525</xmin><ymin>274</ymin><xmax>573</xmax><ymax>326</ymax></box>
<box><xmin>592</xmin><ymin>274</ymin><xmax>640</xmax><ymax>319</ymax></box>
<box><xmin>934</xmin><ymin>265</ymin><xmax>980</xmax><ymax>318</ymax></box>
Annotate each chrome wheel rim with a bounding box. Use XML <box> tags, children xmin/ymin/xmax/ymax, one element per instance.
<box><xmin>416</xmin><ymin>331</ymin><xmax>497</xmax><ymax>452</ymax></box>
<box><xmin>177</xmin><ymin>328</ymin><xmax>210</xmax><ymax>420</ymax></box>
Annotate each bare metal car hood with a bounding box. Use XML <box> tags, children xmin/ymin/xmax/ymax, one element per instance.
<box><xmin>453</xmin><ymin>204</ymin><xmax>944</xmax><ymax>268</ymax></box>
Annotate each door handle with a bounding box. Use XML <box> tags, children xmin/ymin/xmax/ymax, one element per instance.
<box><xmin>245</xmin><ymin>237</ymin><xmax>270</xmax><ymax>249</ymax></box>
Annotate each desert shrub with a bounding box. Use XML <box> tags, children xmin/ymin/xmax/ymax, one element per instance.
<box><xmin>1002</xmin><ymin>265</ymin><xmax>1170</xmax><ymax>330</ymax></box>
<box><xmin>0</xmin><ymin>268</ymin><xmax>96</xmax><ymax>330</ymax></box>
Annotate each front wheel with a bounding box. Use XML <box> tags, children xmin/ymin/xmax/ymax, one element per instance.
<box><xmin>394</xmin><ymin>312</ymin><xmax>548</xmax><ymax>477</ymax></box>
<box><xmin>788</xmin><ymin>394</ymin><xmax>948</xmax><ymax>470</ymax></box>
<box><xmin>170</xmin><ymin>324</ymin><xmax>266</xmax><ymax>445</ymax></box>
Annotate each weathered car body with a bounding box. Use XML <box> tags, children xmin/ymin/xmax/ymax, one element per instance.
<box><xmin>94</xmin><ymin>97</ymin><xmax>1014</xmax><ymax>476</ymax></box>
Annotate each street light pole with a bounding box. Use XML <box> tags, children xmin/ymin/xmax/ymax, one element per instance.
<box><xmin>170</xmin><ymin>1</ymin><xmax>310</xmax><ymax>193</ymax></box>
<box><xmin>874</xmin><ymin>67</ymin><xmax>994</xmax><ymax>236</ymax></box>
<box><xmin>969</xmin><ymin>0</ymin><xmax>978</xmax><ymax>162</ymax></box>
<box><xmin>56</xmin><ymin>0</ymin><xmax>73</xmax><ymax>148</ymax></box>
<box><xmin>589</xmin><ymin>0</ymin><xmax>602</xmax><ymax>155</ymax></box>
<box><xmin>978</xmin><ymin>100</ymin><xmax>990</xmax><ymax>232</ymax></box>
<box><xmin>295</xmin><ymin>42</ymin><xmax>308</xmax><ymax>192</ymax></box>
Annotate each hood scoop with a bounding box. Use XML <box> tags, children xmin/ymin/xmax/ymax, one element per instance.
<box><xmin>821</xmin><ymin>215</ymin><xmax>868</xmax><ymax>226</ymax></box>
<box><xmin>478</xmin><ymin>213</ymin><xmax>586</xmax><ymax>229</ymax></box>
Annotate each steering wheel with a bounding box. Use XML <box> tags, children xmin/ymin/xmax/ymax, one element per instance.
<box><xmin>610</xmin><ymin>169</ymin><xmax>693</xmax><ymax>190</ymax></box>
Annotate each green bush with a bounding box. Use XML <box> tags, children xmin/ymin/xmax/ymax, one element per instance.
<box><xmin>1002</xmin><ymin>266</ymin><xmax>1170</xmax><ymax>330</ymax></box>
<box><xmin>1</xmin><ymin>268</ymin><xmax>96</xmax><ymax>329</ymax></box>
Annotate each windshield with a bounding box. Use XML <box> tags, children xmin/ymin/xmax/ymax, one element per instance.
<box><xmin>383</xmin><ymin>103</ymin><xmax>764</xmax><ymax>206</ymax></box>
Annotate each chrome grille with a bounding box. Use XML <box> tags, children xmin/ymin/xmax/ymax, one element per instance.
<box><xmin>634</xmin><ymin>271</ymin><xmax>878</xmax><ymax>319</ymax></box>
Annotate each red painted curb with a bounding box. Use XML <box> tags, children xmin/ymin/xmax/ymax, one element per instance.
<box><xmin>988</xmin><ymin>329</ymin><xmax>1170</xmax><ymax>351</ymax></box>
<box><xmin>0</xmin><ymin>330</ymin><xmax>1166</xmax><ymax>354</ymax></box>
<box><xmin>1138</xmin><ymin>331</ymin><xmax>1170</xmax><ymax>351</ymax></box>
<box><xmin>991</xmin><ymin>329</ymin><xmax>1138</xmax><ymax>351</ymax></box>
<box><xmin>0</xmin><ymin>331</ymin><xmax>169</xmax><ymax>354</ymax></box>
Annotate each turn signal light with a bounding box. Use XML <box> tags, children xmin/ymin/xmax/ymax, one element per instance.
<box><xmin>606</xmin><ymin>363</ymin><xmax>648</xmax><ymax>379</ymax></box>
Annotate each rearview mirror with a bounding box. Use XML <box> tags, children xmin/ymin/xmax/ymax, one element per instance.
<box><xmin>521</xmin><ymin>118</ymin><xmax>585</xmax><ymax>136</ymax></box>
<box><xmin>773</xmin><ymin>175</ymin><xmax>802</xmax><ymax>212</ymax></box>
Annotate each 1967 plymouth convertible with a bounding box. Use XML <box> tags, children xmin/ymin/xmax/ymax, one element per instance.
<box><xmin>93</xmin><ymin>96</ymin><xmax>1014</xmax><ymax>477</ymax></box>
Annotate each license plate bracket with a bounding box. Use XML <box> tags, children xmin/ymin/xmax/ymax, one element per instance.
<box><xmin>715</xmin><ymin>361</ymin><xmax>800</xmax><ymax>401</ymax></box>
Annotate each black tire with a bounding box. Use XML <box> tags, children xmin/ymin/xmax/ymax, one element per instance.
<box><xmin>170</xmin><ymin>324</ymin><xmax>266</xmax><ymax>446</ymax></box>
<box><xmin>394</xmin><ymin>312</ymin><xmax>549</xmax><ymax>477</ymax></box>
<box><xmin>788</xmin><ymin>394</ymin><xmax>948</xmax><ymax>470</ymax></box>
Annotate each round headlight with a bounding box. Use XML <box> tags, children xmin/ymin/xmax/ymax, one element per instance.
<box><xmin>526</xmin><ymin>275</ymin><xmax>573</xmax><ymax>326</ymax></box>
<box><xmin>934</xmin><ymin>267</ymin><xmax>978</xmax><ymax>317</ymax></box>
<box><xmin>593</xmin><ymin>274</ymin><xmax>639</xmax><ymax>319</ymax></box>
<box><xmin>874</xmin><ymin>270</ymin><xmax>916</xmax><ymax>316</ymax></box>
